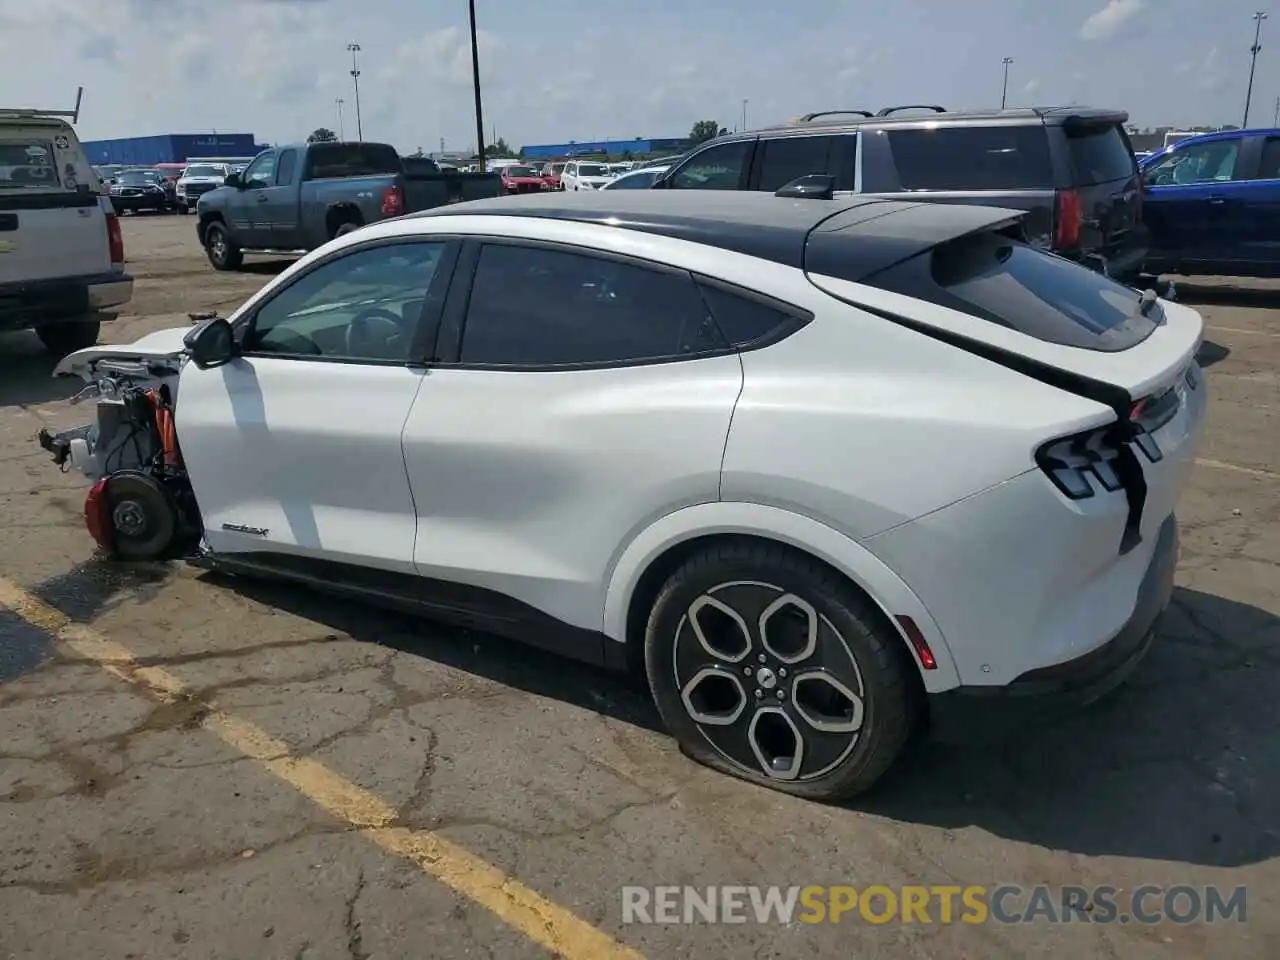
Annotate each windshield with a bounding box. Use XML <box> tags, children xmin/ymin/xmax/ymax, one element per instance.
<box><xmin>0</xmin><ymin>141</ymin><xmax>60</xmax><ymax>189</ymax></box>
<box><xmin>117</xmin><ymin>170</ymin><xmax>159</xmax><ymax>185</ymax></box>
<box><xmin>506</xmin><ymin>166</ymin><xmax>537</xmax><ymax>177</ymax></box>
<box><xmin>183</xmin><ymin>165</ymin><xmax>226</xmax><ymax>178</ymax></box>
<box><xmin>577</xmin><ymin>163</ymin><xmax>607</xmax><ymax>176</ymax></box>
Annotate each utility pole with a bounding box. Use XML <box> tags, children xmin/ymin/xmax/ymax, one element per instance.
<box><xmin>1001</xmin><ymin>57</ymin><xmax>1014</xmax><ymax>109</ymax></box>
<box><xmin>1274</xmin><ymin>95</ymin><xmax>1280</xmax><ymax>126</ymax></box>
<box><xmin>1244</xmin><ymin>11</ymin><xmax>1268</xmax><ymax>128</ymax></box>
<box><xmin>742</xmin><ymin>99</ymin><xmax>748</xmax><ymax>131</ymax></box>
<box><xmin>347</xmin><ymin>42</ymin><xmax>363</xmax><ymax>141</ymax></box>
<box><xmin>469</xmin><ymin>0</ymin><xmax>486</xmax><ymax>171</ymax></box>
<box><xmin>335</xmin><ymin>98</ymin><xmax>345</xmax><ymax>140</ymax></box>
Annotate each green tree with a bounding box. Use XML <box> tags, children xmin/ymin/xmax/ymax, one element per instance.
<box><xmin>689</xmin><ymin>120</ymin><xmax>723</xmax><ymax>144</ymax></box>
<box><xmin>307</xmin><ymin>127</ymin><xmax>337</xmax><ymax>143</ymax></box>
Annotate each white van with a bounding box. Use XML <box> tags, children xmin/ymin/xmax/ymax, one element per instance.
<box><xmin>1</xmin><ymin>93</ymin><xmax>132</xmax><ymax>355</ymax></box>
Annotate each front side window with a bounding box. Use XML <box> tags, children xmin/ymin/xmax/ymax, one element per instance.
<box><xmin>887</xmin><ymin>126</ymin><xmax>1053</xmax><ymax>191</ymax></box>
<box><xmin>668</xmin><ymin>141</ymin><xmax>751</xmax><ymax>190</ymax></box>
<box><xmin>1145</xmin><ymin>140</ymin><xmax>1240</xmax><ymax>186</ymax></box>
<box><xmin>244</xmin><ymin>242</ymin><xmax>446</xmax><ymax>361</ymax></box>
<box><xmin>754</xmin><ymin>136</ymin><xmax>835</xmax><ymax>191</ymax></box>
<box><xmin>459</xmin><ymin>243</ymin><xmax>724</xmax><ymax>366</ymax></box>
<box><xmin>242</xmin><ymin>152</ymin><xmax>276</xmax><ymax>187</ymax></box>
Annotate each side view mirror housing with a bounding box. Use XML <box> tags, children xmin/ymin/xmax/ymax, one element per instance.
<box><xmin>775</xmin><ymin>175</ymin><xmax>835</xmax><ymax>200</ymax></box>
<box><xmin>184</xmin><ymin>317</ymin><xmax>236</xmax><ymax>369</ymax></box>
<box><xmin>223</xmin><ymin>172</ymin><xmax>243</xmax><ymax>188</ymax></box>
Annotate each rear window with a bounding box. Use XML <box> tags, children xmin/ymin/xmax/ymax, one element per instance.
<box><xmin>886</xmin><ymin>126</ymin><xmax>1053</xmax><ymax>191</ymax></box>
<box><xmin>1066</xmin><ymin>122</ymin><xmax>1135</xmax><ymax>185</ymax></box>
<box><xmin>305</xmin><ymin>143</ymin><xmax>402</xmax><ymax>179</ymax></box>
<box><xmin>0</xmin><ymin>140</ymin><xmax>60</xmax><ymax>189</ymax></box>
<box><xmin>927</xmin><ymin>233</ymin><xmax>1157</xmax><ymax>351</ymax></box>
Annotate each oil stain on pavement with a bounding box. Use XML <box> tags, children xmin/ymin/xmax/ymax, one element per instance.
<box><xmin>0</xmin><ymin>608</ymin><xmax>52</xmax><ymax>681</ymax></box>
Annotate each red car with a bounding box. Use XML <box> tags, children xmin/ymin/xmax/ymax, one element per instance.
<box><xmin>500</xmin><ymin>164</ymin><xmax>549</xmax><ymax>194</ymax></box>
<box><xmin>539</xmin><ymin>161</ymin><xmax>565</xmax><ymax>190</ymax></box>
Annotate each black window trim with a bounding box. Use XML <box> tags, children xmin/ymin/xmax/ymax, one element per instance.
<box><xmin>232</xmin><ymin>234</ymin><xmax>462</xmax><ymax>368</ymax></box>
<box><xmin>747</xmin><ymin>133</ymin><xmax>842</xmax><ymax>193</ymax></box>
<box><xmin>439</xmin><ymin>235</ymin><xmax>798</xmax><ymax>372</ymax></box>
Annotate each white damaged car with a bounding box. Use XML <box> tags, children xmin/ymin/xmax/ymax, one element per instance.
<box><xmin>36</xmin><ymin>188</ymin><xmax>1206</xmax><ymax>800</ymax></box>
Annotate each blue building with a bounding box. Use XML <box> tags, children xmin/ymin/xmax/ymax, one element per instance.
<box><xmin>81</xmin><ymin>133</ymin><xmax>264</xmax><ymax>166</ymax></box>
<box><xmin>522</xmin><ymin>137</ymin><xmax>689</xmax><ymax>160</ymax></box>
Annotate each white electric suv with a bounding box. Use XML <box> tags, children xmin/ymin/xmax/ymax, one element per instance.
<box><xmin>41</xmin><ymin>188</ymin><xmax>1207</xmax><ymax>800</ymax></box>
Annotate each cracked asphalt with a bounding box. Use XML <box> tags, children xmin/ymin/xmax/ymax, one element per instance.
<box><xmin>1</xmin><ymin>216</ymin><xmax>1277</xmax><ymax>959</ymax></box>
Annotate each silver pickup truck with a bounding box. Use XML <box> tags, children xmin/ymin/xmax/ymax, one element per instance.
<box><xmin>195</xmin><ymin>141</ymin><xmax>501</xmax><ymax>270</ymax></box>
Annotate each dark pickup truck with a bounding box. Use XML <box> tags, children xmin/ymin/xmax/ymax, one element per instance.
<box><xmin>195</xmin><ymin>141</ymin><xmax>500</xmax><ymax>270</ymax></box>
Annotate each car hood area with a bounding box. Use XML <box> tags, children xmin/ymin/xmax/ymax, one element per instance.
<box><xmin>53</xmin><ymin>325</ymin><xmax>191</xmax><ymax>381</ymax></box>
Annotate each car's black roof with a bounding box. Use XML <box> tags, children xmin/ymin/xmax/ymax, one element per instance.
<box><xmin>413</xmin><ymin>191</ymin><xmax>1025</xmax><ymax>282</ymax></box>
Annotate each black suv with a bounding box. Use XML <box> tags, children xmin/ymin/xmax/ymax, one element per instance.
<box><xmin>652</xmin><ymin>105</ymin><xmax>1147</xmax><ymax>280</ymax></box>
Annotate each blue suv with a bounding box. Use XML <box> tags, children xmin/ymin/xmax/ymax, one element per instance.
<box><xmin>1141</xmin><ymin>128</ymin><xmax>1280</xmax><ymax>278</ymax></box>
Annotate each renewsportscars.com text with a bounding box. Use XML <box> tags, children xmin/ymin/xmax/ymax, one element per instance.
<box><xmin>621</xmin><ymin>884</ymin><xmax>1247</xmax><ymax>925</ymax></box>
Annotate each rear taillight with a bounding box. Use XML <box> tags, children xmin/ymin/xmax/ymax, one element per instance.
<box><xmin>1036</xmin><ymin>424</ymin><xmax>1127</xmax><ymax>500</ymax></box>
<box><xmin>381</xmin><ymin>185</ymin><xmax>404</xmax><ymax>217</ymax></box>
<box><xmin>106</xmin><ymin>212</ymin><xmax>125</xmax><ymax>266</ymax></box>
<box><xmin>1054</xmin><ymin>188</ymin><xmax>1083</xmax><ymax>249</ymax></box>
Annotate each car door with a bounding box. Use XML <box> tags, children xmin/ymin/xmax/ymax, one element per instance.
<box><xmin>399</xmin><ymin>239</ymin><xmax>745</xmax><ymax>637</ymax></box>
<box><xmin>1233</xmin><ymin>133</ymin><xmax>1280</xmax><ymax>274</ymax></box>
<box><xmin>1141</xmin><ymin>136</ymin><xmax>1243</xmax><ymax>269</ymax></box>
<box><xmin>237</xmin><ymin>150</ymin><xmax>277</xmax><ymax>247</ymax></box>
<box><xmin>175</xmin><ymin>237</ymin><xmax>459</xmax><ymax>574</ymax></box>
<box><xmin>257</xmin><ymin>147</ymin><xmax>299</xmax><ymax>247</ymax></box>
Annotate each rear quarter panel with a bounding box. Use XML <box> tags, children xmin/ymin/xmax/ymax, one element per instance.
<box><xmin>298</xmin><ymin>174</ymin><xmax>397</xmax><ymax>248</ymax></box>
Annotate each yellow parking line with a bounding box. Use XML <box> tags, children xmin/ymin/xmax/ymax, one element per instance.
<box><xmin>0</xmin><ymin>577</ymin><xmax>643</xmax><ymax>960</ymax></box>
<box><xmin>1194</xmin><ymin>458</ymin><xmax>1280</xmax><ymax>480</ymax></box>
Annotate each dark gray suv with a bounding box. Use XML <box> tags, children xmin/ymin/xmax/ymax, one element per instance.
<box><xmin>652</xmin><ymin>105</ymin><xmax>1148</xmax><ymax>281</ymax></box>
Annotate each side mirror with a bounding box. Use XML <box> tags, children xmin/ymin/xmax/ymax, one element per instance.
<box><xmin>223</xmin><ymin>172</ymin><xmax>243</xmax><ymax>188</ymax></box>
<box><xmin>183</xmin><ymin>317</ymin><xmax>235</xmax><ymax>369</ymax></box>
<box><xmin>775</xmin><ymin>175</ymin><xmax>835</xmax><ymax>200</ymax></box>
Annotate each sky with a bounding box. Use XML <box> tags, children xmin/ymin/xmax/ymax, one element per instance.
<box><xmin>0</xmin><ymin>0</ymin><xmax>1276</xmax><ymax>154</ymax></box>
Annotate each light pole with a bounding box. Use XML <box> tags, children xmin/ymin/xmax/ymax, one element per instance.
<box><xmin>469</xmin><ymin>0</ymin><xmax>486</xmax><ymax>171</ymax></box>
<box><xmin>1244</xmin><ymin>11</ymin><xmax>1268</xmax><ymax>128</ymax></box>
<box><xmin>1001</xmin><ymin>57</ymin><xmax>1014</xmax><ymax>109</ymax></box>
<box><xmin>347</xmin><ymin>42</ymin><xmax>363</xmax><ymax>141</ymax></box>
<box><xmin>335</xmin><ymin>98</ymin><xmax>345</xmax><ymax>140</ymax></box>
<box><xmin>742</xmin><ymin>99</ymin><xmax>748</xmax><ymax>131</ymax></box>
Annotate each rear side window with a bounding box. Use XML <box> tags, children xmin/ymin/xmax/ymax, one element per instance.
<box><xmin>1259</xmin><ymin>137</ymin><xmax>1280</xmax><ymax>180</ymax></box>
<box><xmin>927</xmin><ymin>233</ymin><xmax>1156</xmax><ymax>351</ymax></box>
<box><xmin>275</xmin><ymin>149</ymin><xmax>298</xmax><ymax>186</ymax></box>
<box><xmin>754</xmin><ymin>136</ymin><xmax>835</xmax><ymax>191</ymax></box>
<box><xmin>305</xmin><ymin>143</ymin><xmax>402</xmax><ymax>179</ymax></box>
<box><xmin>1066</xmin><ymin>122</ymin><xmax>1136</xmax><ymax>185</ymax></box>
<box><xmin>696</xmin><ymin>281</ymin><xmax>806</xmax><ymax>348</ymax></box>
<box><xmin>668</xmin><ymin>141</ymin><xmax>751</xmax><ymax>190</ymax></box>
<box><xmin>886</xmin><ymin>126</ymin><xmax>1053</xmax><ymax>191</ymax></box>
<box><xmin>0</xmin><ymin>140</ymin><xmax>60</xmax><ymax>189</ymax></box>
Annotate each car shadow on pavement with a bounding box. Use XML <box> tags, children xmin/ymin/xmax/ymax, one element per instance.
<box><xmin>0</xmin><ymin>333</ymin><xmax>83</xmax><ymax>407</ymax></box>
<box><xmin>1196</xmin><ymin>340</ymin><xmax>1231</xmax><ymax>368</ymax></box>
<box><xmin>192</xmin><ymin>569</ymin><xmax>667</xmax><ymax>735</ymax></box>
<box><xmin>858</xmin><ymin>586</ymin><xmax>1280</xmax><ymax>868</ymax></box>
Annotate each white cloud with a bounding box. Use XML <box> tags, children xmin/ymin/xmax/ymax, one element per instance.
<box><xmin>1023</xmin><ymin>79</ymin><xmax>1041</xmax><ymax>95</ymax></box>
<box><xmin>1080</xmin><ymin>0</ymin><xmax>1144</xmax><ymax>41</ymax></box>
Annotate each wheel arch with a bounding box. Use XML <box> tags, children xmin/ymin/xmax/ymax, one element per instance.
<box><xmin>325</xmin><ymin>202</ymin><xmax>364</xmax><ymax>238</ymax></box>
<box><xmin>603</xmin><ymin>502</ymin><xmax>961</xmax><ymax>692</ymax></box>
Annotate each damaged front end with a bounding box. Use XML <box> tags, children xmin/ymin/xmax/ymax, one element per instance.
<box><xmin>36</xmin><ymin>337</ymin><xmax>202</xmax><ymax>561</ymax></box>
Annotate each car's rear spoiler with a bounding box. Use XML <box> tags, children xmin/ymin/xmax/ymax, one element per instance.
<box><xmin>803</xmin><ymin>201</ymin><xmax>1029</xmax><ymax>284</ymax></box>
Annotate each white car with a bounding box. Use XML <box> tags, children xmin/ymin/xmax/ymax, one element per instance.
<box><xmin>602</xmin><ymin>165</ymin><xmax>668</xmax><ymax>189</ymax></box>
<box><xmin>175</xmin><ymin>162</ymin><xmax>229</xmax><ymax>214</ymax></box>
<box><xmin>39</xmin><ymin>190</ymin><xmax>1206</xmax><ymax>799</ymax></box>
<box><xmin>1</xmin><ymin>102</ymin><xmax>132</xmax><ymax>354</ymax></box>
<box><xmin>559</xmin><ymin>160</ymin><xmax>613</xmax><ymax>190</ymax></box>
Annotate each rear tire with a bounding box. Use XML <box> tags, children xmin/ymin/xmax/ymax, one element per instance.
<box><xmin>644</xmin><ymin>541</ymin><xmax>918</xmax><ymax>801</ymax></box>
<box><xmin>36</xmin><ymin>320</ymin><xmax>101</xmax><ymax>357</ymax></box>
<box><xmin>203</xmin><ymin>222</ymin><xmax>243</xmax><ymax>271</ymax></box>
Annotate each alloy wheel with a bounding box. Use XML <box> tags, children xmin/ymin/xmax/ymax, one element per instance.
<box><xmin>673</xmin><ymin>581</ymin><xmax>866</xmax><ymax>782</ymax></box>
